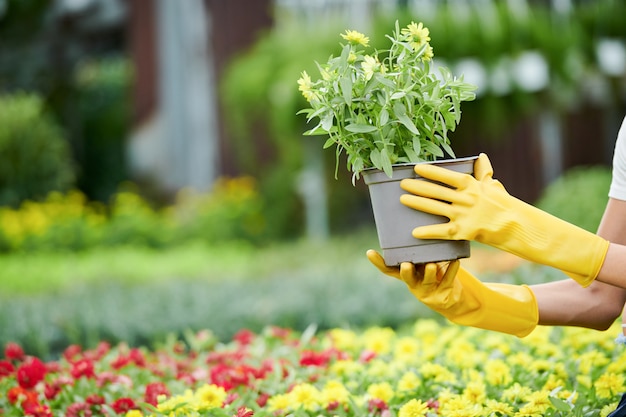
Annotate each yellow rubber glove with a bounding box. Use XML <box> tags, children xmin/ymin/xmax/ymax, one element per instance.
<box><xmin>399</xmin><ymin>153</ymin><xmax>609</xmax><ymax>287</ymax></box>
<box><xmin>367</xmin><ymin>250</ymin><xmax>538</xmax><ymax>337</ymax></box>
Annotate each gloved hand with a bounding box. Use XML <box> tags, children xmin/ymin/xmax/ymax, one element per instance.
<box><xmin>399</xmin><ymin>153</ymin><xmax>609</xmax><ymax>287</ymax></box>
<box><xmin>367</xmin><ymin>250</ymin><xmax>538</xmax><ymax>337</ymax></box>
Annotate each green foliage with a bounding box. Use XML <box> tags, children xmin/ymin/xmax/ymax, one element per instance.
<box><xmin>298</xmin><ymin>21</ymin><xmax>476</xmax><ymax>181</ymax></box>
<box><xmin>0</xmin><ymin>176</ymin><xmax>266</xmax><ymax>253</ymax></box>
<box><xmin>0</xmin><ymin>92</ymin><xmax>75</xmax><ymax>206</ymax></box>
<box><xmin>535</xmin><ymin>165</ymin><xmax>612</xmax><ymax>233</ymax></box>
<box><xmin>0</xmin><ymin>231</ymin><xmax>568</xmax><ymax>361</ymax></box>
<box><xmin>0</xmin><ymin>228</ymin><xmax>429</xmax><ymax>359</ymax></box>
<box><xmin>222</xmin><ymin>2</ymin><xmax>626</xmax><ymax>236</ymax></box>
<box><xmin>75</xmin><ymin>58</ymin><xmax>132</xmax><ymax>202</ymax></box>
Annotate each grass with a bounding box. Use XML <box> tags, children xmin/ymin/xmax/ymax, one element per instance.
<box><xmin>0</xmin><ymin>227</ymin><xmax>381</xmax><ymax>295</ymax></box>
<box><xmin>0</xmin><ymin>226</ymin><xmax>568</xmax><ymax>359</ymax></box>
<box><xmin>0</xmin><ymin>226</ymin><xmax>442</xmax><ymax>358</ymax></box>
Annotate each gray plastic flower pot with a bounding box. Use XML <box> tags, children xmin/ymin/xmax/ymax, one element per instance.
<box><xmin>362</xmin><ymin>156</ymin><xmax>478</xmax><ymax>266</ymax></box>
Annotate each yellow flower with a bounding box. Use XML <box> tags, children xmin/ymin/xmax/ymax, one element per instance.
<box><xmin>157</xmin><ymin>390</ymin><xmax>194</xmax><ymax>414</ymax></box>
<box><xmin>462</xmin><ymin>379</ymin><xmax>486</xmax><ymax>404</ymax></box>
<box><xmin>361</xmin><ymin>55</ymin><xmax>384</xmax><ymax>81</ymax></box>
<box><xmin>601</xmin><ymin>402</ymin><xmax>621</xmax><ymax>417</ymax></box>
<box><xmin>419</xmin><ymin>362</ymin><xmax>457</xmax><ymax>384</ymax></box>
<box><xmin>330</xmin><ymin>359</ymin><xmax>363</xmax><ymax>376</ymax></box>
<box><xmin>289</xmin><ymin>383</ymin><xmax>321</xmax><ymax>411</ymax></box>
<box><xmin>367</xmin><ymin>381</ymin><xmax>394</xmax><ymax>403</ymax></box>
<box><xmin>484</xmin><ymin>399</ymin><xmax>514</xmax><ymax>415</ymax></box>
<box><xmin>321</xmin><ymin>380</ymin><xmax>350</xmax><ymax>407</ymax></box>
<box><xmin>267</xmin><ymin>393</ymin><xmax>291</xmax><ymax>413</ymax></box>
<box><xmin>595</xmin><ymin>373</ymin><xmax>626</xmax><ymax>399</ymax></box>
<box><xmin>502</xmin><ymin>382</ymin><xmax>532</xmax><ymax>403</ymax></box>
<box><xmin>340</xmin><ymin>29</ymin><xmax>369</xmax><ymax>47</ymax></box>
<box><xmin>366</xmin><ymin>359</ymin><xmax>395</xmax><ymax>378</ymax></box>
<box><xmin>393</xmin><ymin>337</ymin><xmax>420</xmax><ymax>363</ymax></box>
<box><xmin>421</xmin><ymin>44</ymin><xmax>434</xmax><ymax>62</ymax></box>
<box><xmin>194</xmin><ymin>383</ymin><xmax>227</xmax><ymax>409</ymax></box>
<box><xmin>401</xmin><ymin>21</ymin><xmax>431</xmax><ymax>50</ymax></box>
<box><xmin>397</xmin><ymin>371</ymin><xmax>421</xmax><ymax>392</ymax></box>
<box><xmin>328</xmin><ymin>328</ymin><xmax>358</xmax><ymax>351</ymax></box>
<box><xmin>362</xmin><ymin>326</ymin><xmax>395</xmax><ymax>355</ymax></box>
<box><xmin>439</xmin><ymin>395</ymin><xmax>483</xmax><ymax>416</ymax></box>
<box><xmin>517</xmin><ymin>390</ymin><xmax>552</xmax><ymax>416</ymax></box>
<box><xmin>577</xmin><ymin>374</ymin><xmax>592</xmax><ymax>388</ymax></box>
<box><xmin>297</xmin><ymin>71</ymin><xmax>320</xmax><ymax>102</ymax></box>
<box><xmin>398</xmin><ymin>398</ymin><xmax>429</xmax><ymax>417</ymax></box>
<box><xmin>577</xmin><ymin>350</ymin><xmax>610</xmax><ymax>374</ymax></box>
<box><xmin>485</xmin><ymin>359</ymin><xmax>512</xmax><ymax>386</ymax></box>
<box><xmin>543</xmin><ymin>374</ymin><xmax>565</xmax><ymax>392</ymax></box>
<box><xmin>125</xmin><ymin>411</ymin><xmax>142</xmax><ymax>417</ymax></box>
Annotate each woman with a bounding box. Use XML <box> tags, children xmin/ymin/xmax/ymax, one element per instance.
<box><xmin>368</xmin><ymin>115</ymin><xmax>626</xmax><ymax>415</ymax></box>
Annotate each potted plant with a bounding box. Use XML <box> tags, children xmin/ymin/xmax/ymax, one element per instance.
<box><xmin>297</xmin><ymin>20</ymin><xmax>477</xmax><ymax>265</ymax></box>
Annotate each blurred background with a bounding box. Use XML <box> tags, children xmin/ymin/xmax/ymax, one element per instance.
<box><xmin>1</xmin><ymin>0</ymin><xmax>625</xmax><ymax>357</ymax></box>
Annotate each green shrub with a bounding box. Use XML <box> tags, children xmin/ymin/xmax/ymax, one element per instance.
<box><xmin>535</xmin><ymin>165</ymin><xmax>612</xmax><ymax>233</ymax></box>
<box><xmin>0</xmin><ymin>92</ymin><xmax>75</xmax><ymax>206</ymax></box>
<box><xmin>0</xmin><ymin>176</ymin><xmax>268</xmax><ymax>252</ymax></box>
<box><xmin>75</xmin><ymin>58</ymin><xmax>132</xmax><ymax>202</ymax></box>
<box><xmin>170</xmin><ymin>176</ymin><xmax>266</xmax><ymax>244</ymax></box>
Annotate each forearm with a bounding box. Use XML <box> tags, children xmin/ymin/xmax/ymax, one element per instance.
<box><xmin>595</xmin><ymin>244</ymin><xmax>626</xmax><ymax>289</ymax></box>
<box><xmin>532</xmin><ymin>278</ymin><xmax>626</xmax><ymax>330</ymax></box>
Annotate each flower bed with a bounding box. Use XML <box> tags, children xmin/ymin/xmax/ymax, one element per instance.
<box><xmin>1</xmin><ymin>320</ymin><xmax>624</xmax><ymax>417</ymax></box>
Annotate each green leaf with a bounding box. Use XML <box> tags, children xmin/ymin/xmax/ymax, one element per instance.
<box><xmin>392</xmin><ymin>102</ymin><xmax>420</xmax><ymax>135</ymax></box>
<box><xmin>345</xmin><ymin>123</ymin><xmax>377</xmax><ymax>133</ymax></box>
<box><xmin>369</xmin><ymin>148</ymin><xmax>382</xmax><ymax>169</ymax></box>
<box><xmin>412</xmin><ymin>136</ymin><xmax>422</xmax><ymax>155</ymax></box>
<box><xmin>403</xmin><ymin>145</ymin><xmax>420</xmax><ymax>162</ymax></box>
<box><xmin>441</xmin><ymin>141</ymin><xmax>455</xmax><ymax>158</ymax></box>
<box><xmin>397</xmin><ymin>113</ymin><xmax>419</xmax><ymax>135</ymax></box>
<box><xmin>380</xmin><ymin>147</ymin><xmax>393</xmax><ymax>178</ymax></box>
<box><xmin>549</xmin><ymin>397</ymin><xmax>573</xmax><ymax>413</ymax></box>
<box><xmin>340</xmin><ymin>77</ymin><xmax>352</xmax><ymax>105</ymax></box>
<box><xmin>421</xmin><ymin>140</ymin><xmax>444</xmax><ymax>158</ymax></box>
<box><xmin>379</xmin><ymin>108</ymin><xmax>389</xmax><ymax>126</ymax></box>
<box><xmin>323</xmin><ymin>137</ymin><xmax>336</xmax><ymax>149</ymax></box>
<box><xmin>321</xmin><ymin>112</ymin><xmax>335</xmax><ymax>131</ymax></box>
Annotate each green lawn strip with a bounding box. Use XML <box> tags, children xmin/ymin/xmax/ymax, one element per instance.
<box><xmin>0</xmin><ymin>227</ymin><xmax>381</xmax><ymax>295</ymax></box>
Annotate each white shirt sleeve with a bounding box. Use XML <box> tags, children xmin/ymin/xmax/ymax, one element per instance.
<box><xmin>609</xmin><ymin>116</ymin><xmax>626</xmax><ymax>201</ymax></box>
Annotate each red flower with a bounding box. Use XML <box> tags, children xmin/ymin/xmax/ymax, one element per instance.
<box><xmin>17</xmin><ymin>357</ymin><xmax>47</xmax><ymax>389</ymax></box>
<box><xmin>129</xmin><ymin>348</ymin><xmax>146</xmax><ymax>367</ymax></box>
<box><xmin>110</xmin><ymin>354</ymin><xmax>131</xmax><ymax>370</ymax></box>
<box><xmin>86</xmin><ymin>394</ymin><xmax>105</xmax><ymax>406</ymax></box>
<box><xmin>299</xmin><ymin>350</ymin><xmax>331</xmax><ymax>367</ymax></box>
<box><xmin>5</xmin><ymin>342</ymin><xmax>25</xmax><ymax>361</ymax></box>
<box><xmin>7</xmin><ymin>386</ymin><xmax>38</xmax><ymax>405</ymax></box>
<box><xmin>45</xmin><ymin>361</ymin><xmax>62</xmax><ymax>373</ymax></box>
<box><xmin>233</xmin><ymin>329</ymin><xmax>255</xmax><ymax>345</ymax></box>
<box><xmin>256</xmin><ymin>392</ymin><xmax>269</xmax><ymax>407</ymax></box>
<box><xmin>71</xmin><ymin>358</ymin><xmax>96</xmax><ymax>379</ymax></box>
<box><xmin>44</xmin><ymin>382</ymin><xmax>62</xmax><ymax>400</ymax></box>
<box><xmin>144</xmin><ymin>382</ymin><xmax>170</xmax><ymax>406</ymax></box>
<box><xmin>111</xmin><ymin>397</ymin><xmax>136</xmax><ymax>414</ymax></box>
<box><xmin>91</xmin><ymin>341</ymin><xmax>111</xmax><ymax>361</ymax></box>
<box><xmin>235</xmin><ymin>406</ymin><xmax>254</xmax><ymax>417</ymax></box>
<box><xmin>66</xmin><ymin>402</ymin><xmax>92</xmax><ymax>417</ymax></box>
<box><xmin>359</xmin><ymin>350</ymin><xmax>377</xmax><ymax>363</ymax></box>
<box><xmin>368</xmin><ymin>398</ymin><xmax>389</xmax><ymax>414</ymax></box>
<box><xmin>0</xmin><ymin>359</ymin><xmax>15</xmax><ymax>378</ymax></box>
<box><xmin>22</xmin><ymin>401</ymin><xmax>52</xmax><ymax>417</ymax></box>
<box><xmin>63</xmin><ymin>345</ymin><xmax>83</xmax><ymax>362</ymax></box>
<box><xmin>269</xmin><ymin>326</ymin><xmax>292</xmax><ymax>340</ymax></box>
